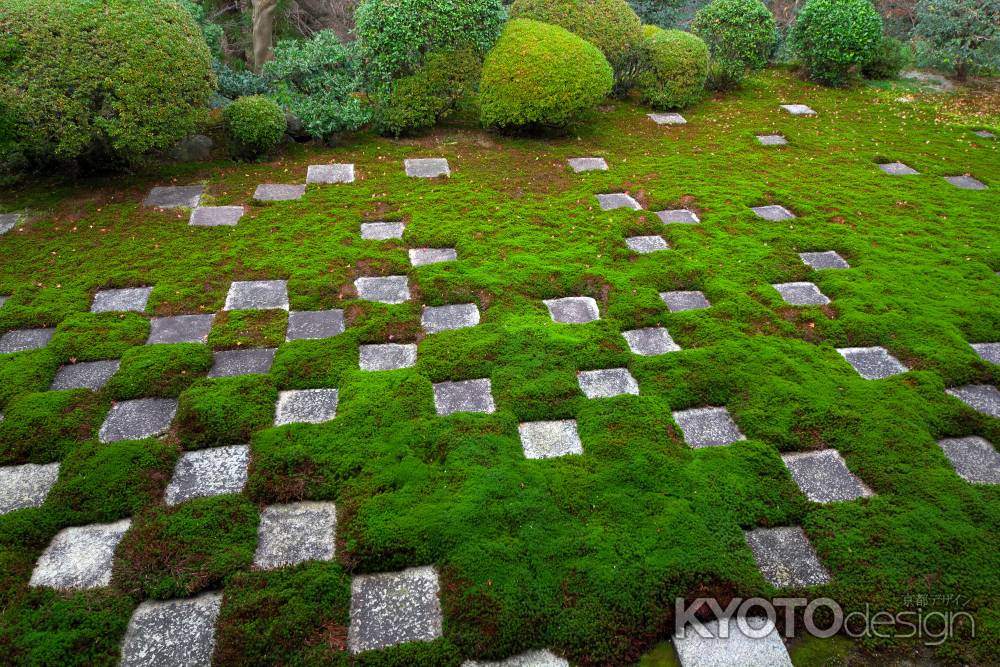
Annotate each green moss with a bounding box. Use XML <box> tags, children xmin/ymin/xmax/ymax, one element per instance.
<box><xmin>104</xmin><ymin>343</ymin><xmax>213</xmax><ymax>399</ymax></box>
<box><xmin>175</xmin><ymin>376</ymin><xmax>278</xmax><ymax>449</ymax></box>
<box><xmin>0</xmin><ymin>349</ymin><xmax>60</xmax><ymax>409</ymax></box>
<box><xmin>0</xmin><ymin>390</ymin><xmax>105</xmax><ymax>464</ymax></box>
<box><xmin>48</xmin><ymin>312</ymin><xmax>150</xmax><ymax>362</ymax></box>
<box><xmin>207</xmin><ymin>309</ymin><xmax>288</xmax><ymax>350</ymax></box>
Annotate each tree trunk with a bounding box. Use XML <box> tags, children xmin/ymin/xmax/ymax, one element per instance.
<box><xmin>252</xmin><ymin>0</ymin><xmax>279</xmax><ymax>72</ymax></box>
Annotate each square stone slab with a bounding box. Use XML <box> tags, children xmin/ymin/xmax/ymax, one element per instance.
<box><xmin>119</xmin><ymin>592</ymin><xmax>223</xmax><ymax>667</ymax></box>
<box><xmin>879</xmin><ymin>162</ymin><xmax>919</xmax><ymax>175</ymax></box>
<box><xmin>744</xmin><ymin>526</ymin><xmax>831</xmax><ymax>587</ymax></box>
<box><xmin>673</xmin><ymin>406</ymin><xmax>746</xmax><ymax>448</ymax></box>
<box><xmin>254</xmin><ymin>501</ymin><xmax>337</xmax><ymax>569</ymax></box>
<box><xmin>543</xmin><ymin>296</ymin><xmax>600</xmax><ymax>324</ymax></box>
<box><xmin>0</xmin><ymin>212</ymin><xmax>21</xmax><ymax>235</ymax></box>
<box><xmin>622</xmin><ymin>327</ymin><xmax>681</xmax><ymax>356</ymax></box>
<box><xmin>208</xmin><ymin>348</ymin><xmax>276</xmax><ymax>378</ymax></box>
<box><xmin>274</xmin><ymin>389</ymin><xmax>339</xmax><ymax>425</ymax></box>
<box><xmin>938</xmin><ymin>436</ymin><xmax>1000</xmax><ymax>485</ymax></box>
<box><xmin>307</xmin><ymin>163</ymin><xmax>355</xmax><ymax>184</ymax></box>
<box><xmin>660</xmin><ymin>291</ymin><xmax>710</xmax><ymax>312</ymax></box>
<box><xmin>224</xmin><ymin>280</ymin><xmax>289</xmax><ymax>311</ymax></box>
<box><xmin>254</xmin><ymin>184</ymin><xmax>306</xmax><ymax>201</ymax></box>
<box><xmin>946</xmin><ymin>385</ymin><xmax>1000</xmax><ymax>418</ymax></box>
<box><xmin>361</xmin><ymin>222</ymin><xmax>405</xmax><ymax>240</ymax></box>
<box><xmin>463</xmin><ymin>649</ymin><xmax>570</xmax><ymax>667</ymax></box>
<box><xmin>29</xmin><ymin>519</ymin><xmax>131</xmax><ymax>590</ymax></box>
<box><xmin>189</xmin><ymin>206</ymin><xmax>245</xmax><ymax>227</ymax></box>
<box><xmin>781</xmin><ymin>104</ymin><xmax>816</xmax><ymax>116</ymax></box>
<box><xmin>349</xmin><ymin>565</ymin><xmax>443</xmax><ymax>653</ymax></box>
<box><xmin>626</xmin><ymin>235</ymin><xmax>669</xmax><ymax>253</ymax></box>
<box><xmin>773</xmin><ymin>282</ymin><xmax>829</xmax><ymax>306</ymax></box>
<box><xmin>50</xmin><ymin>359</ymin><xmax>121</xmax><ymax>391</ymax></box>
<box><xmin>673</xmin><ymin>616</ymin><xmax>793</xmax><ymax>667</ymax></box>
<box><xmin>410</xmin><ymin>248</ymin><xmax>457</xmax><ymax>267</ymax></box>
<box><xmin>404</xmin><ymin>158</ymin><xmax>450</xmax><ymax>178</ymax></box>
<box><xmin>422</xmin><ymin>303</ymin><xmax>480</xmax><ymax>334</ymax></box>
<box><xmin>518</xmin><ymin>420</ymin><xmax>583</xmax><ymax>459</ymax></box>
<box><xmin>596</xmin><ymin>193</ymin><xmax>641</xmax><ymax>211</ymax></box>
<box><xmin>974</xmin><ymin>130</ymin><xmax>996</xmax><ymax>139</ymax></box>
<box><xmin>432</xmin><ymin>379</ymin><xmax>496</xmax><ymax>416</ymax></box>
<box><xmin>144</xmin><ymin>185</ymin><xmax>204</xmax><ymax>208</ymax></box>
<box><xmin>359</xmin><ymin>343</ymin><xmax>417</xmax><ymax>371</ymax></box>
<box><xmin>286</xmin><ymin>309</ymin><xmax>345</xmax><ymax>341</ymax></box>
<box><xmin>837</xmin><ymin>346</ymin><xmax>908</xmax><ymax>380</ymax></box>
<box><xmin>971</xmin><ymin>342</ymin><xmax>1000</xmax><ymax>364</ymax></box>
<box><xmin>91</xmin><ymin>287</ymin><xmax>153</xmax><ymax>313</ymax></box>
<box><xmin>757</xmin><ymin>134</ymin><xmax>788</xmax><ymax>146</ymax></box>
<box><xmin>944</xmin><ymin>175</ymin><xmax>987</xmax><ymax>190</ymax></box>
<box><xmin>648</xmin><ymin>113</ymin><xmax>686</xmax><ymax>125</ymax></box>
<box><xmin>782</xmin><ymin>450</ymin><xmax>873</xmax><ymax>502</ymax></box>
<box><xmin>577</xmin><ymin>368</ymin><xmax>639</xmax><ymax>399</ymax></box>
<box><xmin>354</xmin><ymin>276</ymin><xmax>410</xmax><ymax>304</ymax></box>
<box><xmin>656</xmin><ymin>209</ymin><xmax>700</xmax><ymax>224</ymax></box>
<box><xmin>752</xmin><ymin>205</ymin><xmax>795</xmax><ymax>221</ymax></box>
<box><xmin>568</xmin><ymin>157</ymin><xmax>608</xmax><ymax>173</ymax></box>
<box><xmin>800</xmin><ymin>251</ymin><xmax>849</xmax><ymax>270</ymax></box>
<box><xmin>99</xmin><ymin>398</ymin><xmax>178</xmax><ymax>443</ymax></box>
<box><xmin>0</xmin><ymin>462</ymin><xmax>60</xmax><ymax>514</ymax></box>
<box><xmin>0</xmin><ymin>328</ymin><xmax>55</xmax><ymax>354</ymax></box>
<box><xmin>147</xmin><ymin>314</ymin><xmax>215</xmax><ymax>344</ymax></box>
<box><xmin>164</xmin><ymin>445</ymin><xmax>250</xmax><ymax>505</ymax></box>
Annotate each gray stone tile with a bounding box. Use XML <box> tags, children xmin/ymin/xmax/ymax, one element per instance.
<box><xmin>307</xmin><ymin>163</ymin><xmax>355</xmax><ymax>184</ymax></box>
<box><xmin>751</xmin><ymin>205</ymin><xmax>795</xmax><ymax>221</ymax></box>
<box><xmin>359</xmin><ymin>343</ymin><xmax>417</xmax><ymax>371</ymax></box>
<box><xmin>189</xmin><ymin>206</ymin><xmax>245</xmax><ymax>227</ymax></box>
<box><xmin>463</xmin><ymin>649</ymin><xmax>569</xmax><ymax>667</ymax></box>
<box><xmin>672</xmin><ymin>406</ymin><xmax>745</xmax><ymax>448</ymax></box>
<box><xmin>660</xmin><ymin>291</ymin><xmax>710</xmax><ymax>312</ymax></box>
<box><xmin>422</xmin><ymin>303</ymin><xmax>480</xmax><ymax>334</ymax></box>
<box><xmin>622</xmin><ymin>327</ymin><xmax>681</xmax><ymax>356</ymax></box>
<box><xmin>519</xmin><ymin>420</ymin><xmax>583</xmax><ymax>459</ymax></box>
<box><xmin>773</xmin><ymin>282</ymin><xmax>829</xmax><ymax>306</ymax></box>
<box><xmin>50</xmin><ymin>360</ymin><xmax>121</xmax><ymax>391</ymax></box>
<box><xmin>971</xmin><ymin>342</ymin><xmax>1000</xmax><ymax>365</ymax></box>
<box><xmin>757</xmin><ymin>134</ymin><xmax>788</xmax><ymax>146</ymax></box>
<box><xmin>577</xmin><ymin>368</ymin><xmax>639</xmax><ymax>399</ymax></box>
<box><xmin>254</xmin><ymin>184</ymin><xmax>306</xmax><ymax>201</ymax></box>
<box><xmin>0</xmin><ymin>328</ymin><xmax>55</xmax><ymax>354</ymax></box>
<box><xmin>99</xmin><ymin>398</ymin><xmax>178</xmax><ymax>443</ymax></box>
<box><xmin>0</xmin><ymin>462</ymin><xmax>60</xmax><ymax>515</ymax></box>
<box><xmin>648</xmin><ymin>113</ymin><xmax>687</xmax><ymax>125</ymax></box>
<box><xmin>673</xmin><ymin>616</ymin><xmax>792</xmax><ymax>667</ymax></box>
<box><xmin>432</xmin><ymin>379</ymin><xmax>495</xmax><ymax>416</ymax></box>
<box><xmin>409</xmin><ymin>248</ymin><xmax>457</xmax><ymax>267</ymax></box>
<box><xmin>349</xmin><ymin>565</ymin><xmax>443</xmax><ymax>653</ymax></box>
<box><xmin>656</xmin><ymin>209</ymin><xmax>700</xmax><ymax>224</ymax></box>
<box><xmin>286</xmin><ymin>309</ymin><xmax>345</xmax><ymax>341</ymax></box>
<box><xmin>254</xmin><ymin>501</ymin><xmax>337</xmax><ymax>569</ymax></box>
<box><xmin>744</xmin><ymin>526</ymin><xmax>831</xmax><ymax>588</ymax></box>
<box><xmin>29</xmin><ymin>519</ymin><xmax>131</xmax><ymax>590</ymax></box>
<box><xmin>975</xmin><ymin>130</ymin><xmax>996</xmax><ymax>139</ymax></box>
<box><xmin>147</xmin><ymin>314</ymin><xmax>215</xmax><ymax>344</ymax></box>
<box><xmin>945</xmin><ymin>175</ymin><xmax>987</xmax><ymax>190</ymax></box>
<box><xmin>208</xmin><ymin>348</ymin><xmax>276</xmax><ymax>378</ymax></box>
<box><xmin>782</xmin><ymin>450</ymin><xmax>873</xmax><ymax>503</ymax></box>
<box><xmin>543</xmin><ymin>297</ymin><xmax>600</xmax><ymax>324</ymax></box>
<box><xmin>119</xmin><ymin>592</ymin><xmax>223</xmax><ymax>667</ymax></box>
<box><xmin>91</xmin><ymin>287</ymin><xmax>153</xmax><ymax>313</ymax></box>
<box><xmin>361</xmin><ymin>222</ymin><xmax>405</xmax><ymax>240</ymax></box>
<box><xmin>144</xmin><ymin>185</ymin><xmax>204</xmax><ymax>209</ymax></box>
<box><xmin>938</xmin><ymin>436</ymin><xmax>1000</xmax><ymax>485</ymax></box>
<box><xmin>837</xmin><ymin>346</ymin><xmax>908</xmax><ymax>380</ymax></box>
<box><xmin>404</xmin><ymin>158</ymin><xmax>450</xmax><ymax>178</ymax></box>
<box><xmin>596</xmin><ymin>193</ymin><xmax>641</xmax><ymax>211</ymax></box>
<box><xmin>0</xmin><ymin>212</ymin><xmax>21</xmax><ymax>235</ymax></box>
<box><xmin>879</xmin><ymin>162</ymin><xmax>919</xmax><ymax>175</ymax></box>
<box><xmin>224</xmin><ymin>280</ymin><xmax>289</xmax><ymax>311</ymax></box>
<box><xmin>354</xmin><ymin>276</ymin><xmax>410</xmax><ymax>304</ymax></box>
<box><xmin>799</xmin><ymin>251</ymin><xmax>849</xmax><ymax>270</ymax></box>
<box><xmin>0</xmin><ymin>295</ymin><xmax>7</xmax><ymax>309</ymax></box>
<box><xmin>780</xmin><ymin>104</ymin><xmax>816</xmax><ymax>116</ymax></box>
<box><xmin>164</xmin><ymin>445</ymin><xmax>250</xmax><ymax>505</ymax></box>
<box><xmin>274</xmin><ymin>389</ymin><xmax>339</xmax><ymax>425</ymax></box>
<box><xmin>568</xmin><ymin>157</ymin><xmax>608</xmax><ymax>173</ymax></box>
<box><xmin>946</xmin><ymin>385</ymin><xmax>1000</xmax><ymax>418</ymax></box>
<box><xmin>626</xmin><ymin>235</ymin><xmax>669</xmax><ymax>253</ymax></box>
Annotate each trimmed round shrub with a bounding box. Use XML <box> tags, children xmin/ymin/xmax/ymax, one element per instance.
<box><xmin>635</xmin><ymin>30</ymin><xmax>709</xmax><ymax>110</ymax></box>
<box><xmin>789</xmin><ymin>0</ymin><xmax>883</xmax><ymax>86</ymax></box>
<box><xmin>862</xmin><ymin>36</ymin><xmax>911</xmax><ymax>80</ymax></box>
<box><xmin>479</xmin><ymin>19</ymin><xmax>613</xmax><ymax>132</ymax></box>
<box><xmin>691</xmin><ymin>0</ymin><xmax>777</xmax><ymax>90</ymax></box>
<box><xmin>642</xmin><ymin>24</ymin><xmax>665</xmax><ymax>40</ymax></box>
<box><xmin>0</xmin><ymin>0</ymin><xmax>215</xmax><ymax>169</ymax></box>
<box><xmin>223</xmin><ymin>96</ymin><xmax>286</xmax><ymax>159</ymax></box>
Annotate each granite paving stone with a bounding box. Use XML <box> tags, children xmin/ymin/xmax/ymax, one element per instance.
<box><xmin>621</xmin><ymin>327</ymin><xmax>681</xmax><ymax>355</ymax></box>
<box><xmin>307</xmin><ymin>163</ymin><xmax>355</xmax><ymax>184</ymax></box>
<box><xmin>164</xmin><ymin>445</ymin><xmax>250</xmax><ymax>505</ymax></box>
<box><xmin>404</xmin><ymin>158</ymin><xmax>450</xmax><ymax>178</ymax></box>
<box><xmin>254</xmin><ymin>501</ymin><xmax>337</xmax><ymax>569</ymax></box>
<box><xmin>254</xmin><ymin>184</ymin><xmax>306</xmax><ymax>201</ymax></box>
<box><xmin>971</xmin><ymin>342</ymin><xmax>1000</xmax><ymax>365</ymax></box>
<box><xmin>359</xmin><ymin>343</ymin><xmax>417</xmax><ymax>371</ymax></box>
<box><xmin>349</xmin><ymin>566</ymin><xmax>443</xmax><ymax>653</ymax></box>
<box><xmin>596</xmin><ymin>193</ymin><xmax>642</xmax><ymax>211</ymax></box>
<box><xmin>462</xmin><ymin>650</ymin><xmax>569</xmax><ymax>667</ymax></box>
<box><xmin>879</xmin><ymin>162</ymin><xmax>919</xmax><ymax>175</ymax></box>
<box><xmin>361</xmin><ymin>222</ymin><xmax>405</xmax><ymax>240</ymax></box>
<box><xmin>757</xmin><ymin>134</ymin><xmax>788</xmax><ymax>146</ymax></box>
<box><xmin>422</xmin><ymin>303</ymin><xmax>480</xmax><ymax>334</ymax></box>
<box><xmin>781</xmin><ymin>104</ymin><xmax>816</xmax><ymax>116</ymax></box>
<box><xmin>648</xmin><ymin>113</ymin><xmax>687</xmax><ymax>125</ymax></box>
<box><xmin>944</xmin><ymin>175</ymin><xmax>987</xmax><ymax>190</ymax></box>
<box><xmin>147</xmin><ymin>314</ymin><xmax>215</xmax><ymax>344</ymax></box>
<box><xmin>50</xmin><ymin>360</ymin><xmax>121</xmax><ymax>391</ymax></box>
<box><xmin>568</xmin><ymin>157</ymin><xmax>608</xmax><ymax>172</ymax></box>
<box><xmin>29</xmin><ymin>519</ymin><xmax>131</xmax><ymax>589</ymax></box>
<box><xmin>974</xmin><ymin>130</ymin><xmax>995</xmax><ymax>139</ymax></box>
<box><xmin>286</xmin><ymin>309</ymin><xmax>345</xmax><ymax>341</ymax></box>
<box><xmin>354</xmin><ymin>276</ymin><xmax>411</xmax><ymax>304</ymax></box>
<box><xmin>99</xmin><ymin>398</ymin><xmax>178</xmax><ymax>443</ymax></box>
<box><xmin>0</xmin><ymin>327</ymin><xmax>55</xmax><ymax>354</ymax></box>
<box><xmin>224</xmin><ymin>280</ymin><xmax>289</xmax><ymax>311</ymax></box>
<box><xmin>189</xmin><ymin>206</ymin><xmax>245</xmax><ymax>227</ymax></box>
<box><xmin>657</xmin><ymin>209</ymin><xmax>700</xmax><ymax>224</ymax></box>
<box><xmin>837</xmin><ymin>346</ymin><xmax>908</xmax><ymax>380</ymax></box>
<box><xmin>543</xmin><ymin>296</ymin><xmax>600</xmax><ymax>323</ymax></box>
<box><xmin>0</xmin><ymin>462</ymin><xmax>60</xmax><ymax>515</ymax></box>
<box><xmin>577</xmin><ymin>368</ymin><xmax>639</xmax><ymax>399</ymax></box>
<box><xmin>773</xmin><ymin>282</ymin><xmax>830</xmax><ymax>306</ymax></box>
<box><xmin>432</xmin><ymin>379</ymin><xmax>496</xmax><ymax>416</ymax></box>
<box><xmin>946</xmin><ymin>385</ymin><xmax>1000</xmax><ymax>418</ymax></box>
<box><xmin>660</xmin><ymin>290</ymin><xmax>711</xmax><ymax>312</ymax></box>
<box><xmin>782</xmin><ymin>450</ymin><xmax>874</xmax><ymax>502</ymax></box>
<box><xmin>752</xmin><ymin>205</ymin><xmax>796</xmax><ymax>221</ymax></box>
<box><xmin>626</xmin><ymin>235</ymin><xmax>669</xmax><ymax>253</ymax></box>
<box><xmin>208</xmin><ymin>348</ymin><xmax>276</xmax><ymax>378</ymax></box>
<box><xmin>274</xmin><ymin>389</ymin><xmax>339</xmax><ymax>425</ymax></box>
<box><xmin>799</xmin><ymin>251</ymin><xmax>849</xmax><ymax>269</ymax></box>
<box><xmin>518</xmin><ymin>420</ymin><xmax>583</xmax><ymax>459</ymax></box>
<box><xmin>119</xmin><ymin>592</ymin><xmax>223</xmax><ymax>667</ymax></box>
<box><xmin>937</xmin><ymin>437</ymin><xmax>1000</xmax><ymax>485</ymax></box>
<box><xmin>91</xmin><ymin>287</ymin><xmax>153</xmax><ymax>313</ymax></box>
<box><xmin>672</xmin><ymin>406</ymin><xmax>746</xmax><ymax>448</ymax></box>
<box><xmin>410</xmin><ymin>248</ymin><xmax>457</xmax><ymax>266</ymax></box>
<box><xmin>144</xmin><ymin>185</ymin><xmax>204</xmax><ymax>208</ymax></box>
<box><xmin>744</xmin><ymin>526</ymin><xmax>831</xmax><ymax>587</ymax></box>
<box><xmin>673</xmin><ymin>616</ymin><xmax>793</xmax><ymax>667</ymax></box>
<box><xmin>0</xmin><ymin>212</ymin><xmax>21</xmax><ymax>235</ymax></box>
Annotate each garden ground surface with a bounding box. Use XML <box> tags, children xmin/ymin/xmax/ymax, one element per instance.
<box><xmin>0</xmin><ymin>70</ymin><xmax>998</xmax><ymax>666</ymax></box>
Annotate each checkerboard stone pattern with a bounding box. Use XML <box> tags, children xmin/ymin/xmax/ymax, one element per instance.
<box><xmin>307</xmin><ymin>163</ymin><xmax>355</xmax><ymax>184</ymax></box>
<box><xmin>404</xmin><ymin>158</ymin><xmax>450</xmax><ymax>178</ymax></box>
<box><xmin>946</xmin><ymin>385</ymin><xmax>1000</xmax><ymax>418</ymax></box>
<box><xmin>0</xmin><ymin>327</ymin><xmax>55</xmax><ymax>354</ymax></box>
<box><xmin>254</xmin><ymin>184</ymin><xmax>306</xmax><ymax>201</ymax></box>
<box><xmin>938</xmin><ymin>437</ymin><xmax>1000</xmax><ymax>485</ymax></box>
<box><xmin>91</xmin><ymin>287</ymin><xmax>153</xmax><ymax>313</ymax></box>
<box><xmin>800</xmin><ymin>251</ymin><xmax>849</xmax><ymax>270</ymax></box>
<box><xmin>782</xmin><ymin>450</ymin><xmax>873</xmax><ymax>502</ymax></box>
<box><xmin>286</xmin><ymin>309</ymin><xmax>345</xmax><ymax>341</ymax></box>
<box><xmin>837</xmin><ymin>347</ymin><xmax>908</xmax><ymax>380</ymax></box>
<box><xmin>673</xmin><ymin>616</ymin><xmax>793</xmax><ymax>667</ymax></box>
<box><xmin>463</xmin><ymin>650</ymin><xmax>569</xmax><ymax>667</ymax></box>
<box><xmin>0</xmin><ymin>462</ymin><xmax>59</xmax><ymax>514</ymax></box>
<box><xmin>164</xmin><ymin>445</ymin><xmax>250</xmax><ymax>505</ymax></box>
<box><xmin>208</xmin><ymin>348</ymin><xmax>276</xmax><ymax>378</ymax></box>
<box><xmin>30</xmin><ymin>519</ymin><xmax>131</xmax><ymax>590</ymax></box>
<box><xmin>773</xmin><ymin>282</ymin><xmax>829</xmax><ymax>306</ymax></box>
<box><xmin>673</xmin><ymin>407</ymin><xmax>745</xmax><ymax>448</ymax></box>
<box><xmin>119</xmin><ymin>592</ymin><xmax>223</xmax><ymax>667</ymax></box>
<box><xmin>596</xmin><ymin>193</ymin><xmax>641</xmax><ymax>211</ymax></box>
<box><xmin>879</xmin><ymin>162</ymin><xmax>919</xmax><ymax>175</ymax></box>
<box><xmin>577</xmin><ymin>368</ymin><xmax>639</xmax><ymax>399</ymax></box>
<box><xmin>757</xmin><ymin>134</ymin><xmax>788</xmax><ymax>146</ymax></box>
<box><xmin>354</xmin><ymin>276</ymin><xmax>411</xmax><ymax>304</ymax></box>
<box><xmin>568</xmin><ymin>157</ymin><xmax>608</xmax><ymax>173</ymax></box>
<box><xmin>410</xmin><ymin>248</ymin><xmax>457</xmax><ymax>267</ymax></box>
<box><xmin>422</xmin><ymin>303</ymin><xmax>480</xmax><ymax>334</ymax></box>
<box><xmin>274</xmin><ymin>389</ymin><xmax>339</xmax><ymax>425</ymax></box>
<box><xmin>99</xmin><ymin>398</ymin><xmax>178</xmax><ymax>443</ymax></box>
<box><xmin>349</xmin><ymin>565</ymin><xmax>443</xmax><ymax>653</ymax></box>
<box><xmin>361</xmin><ymin>222</ymin><xmax>405</xmax><ymax>240</ymax></box>
<box><xmin>648</xmin><ymin>113</ymin><xmax>686</xmax><ymax>125</ymax></box>
<box><xmin>661</xmin><ymin>291</ymin><xmax>710</xmax><ymax>312</ymax></box>
<box><xmin>657</xmin><ymin>209</ymin><xmax>700</xmax><ymax>224</ymax></box>
<box><xmin>626</xmin><ymin>235</ymin><xmax>669</xmax><ymax>253</ymax></box>
<box><xmin>224</xmin><ymin>280</ymin><xmax>289</xmax><ymax>311</ymax></box>
<box><xmin>622</xmin><ymin>327</ymin><xmax>681</xmax><ymax>356</ymax></box>
<box><xmin>432</xmin><ymin>379</ymin><xmax>495</xmax><ymax>415</ymax></box>
<box><xmin>50</xmin><ymin>360</ymin><xmax>120</xmax><ymax>391</ymax></box>
<box><xmin>254</xmin><ymin>501</ymin><xmax>337</xmax><ymax>569</ymax></box>
<box><xmin>752</xmin><ymin>205</ymin><xmax>795</xmax><ymax>221</ymax></box>
<box><xmin>544</xmin><ymin>297</ymin><xmax>600</xmax><ymax>324</ymax></box>
<box><xmin>0</xmin><ymin>212</ymin><xmax>21</xmax><ymax>235</ymax></box>
<box><xmin>144</xmin><ymin>185</ymin><xmax>204</xmax><ymax>208</ymax></box>
<box><xmin>190</xmin><ymin>206</ymin><xmax>245</xmax><ymax>227</ymax></box>
<box><xmin>359</xmin><ymin>343</ymin><xmax>417</xmax><ymax>371</ymax></box>
<box><xmin>148</xmin><ymin>314</ymin><xmax>215</xmax><ymax>344</ymax></box>
<box><xmin>971</xmin><ymin>342</ymin><xmax>1000</xmax><ymax>364</ymax></box>
<box><xmin>944</xmin><ymin>175</ymin><xmax>987</xmax><ymax>190</ymax></box>
<box><xmin>781</xmin><ymin>104</ymin><xmax>816</xmax><ymax>116</ymax></box>
<box><xmin>519</xmin><ymin>420</ymin><xmax>583</xmax><ymax>459</ymax></box>
<box><xmin>744</xmin><ymin>526</ymin><xmax>831</xmax><ymax>587</ymax></box>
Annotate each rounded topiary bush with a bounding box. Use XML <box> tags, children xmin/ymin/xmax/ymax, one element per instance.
<box><xmin>862</xmin><ymin>36</ymin><xmax>910</xmax><ymax>80</ymax></box>
<box><xmin>0</xmin><ymin>0</ymin><xmax>215</xmax><ymax>169</ymax></box>
<box><xmin>223</xmin><ymin>96</ymin><xmax>286</xmax><ymax>159</ymax></box>
<box><xmin>635</xmin><ymin>30</ymin><xmax>709</xmax><ymax>110</ymax></box>
<box><xmin>479</xmin><ymin>19</ymin><xmax>613</xmax><ymax>132</ymax></box>
<box><xmin>691</xmin><ymin>0</ymin><xmax>777</xmax><ymax>90</ymax></box>
<box><xmin>789</xmin><ymin>0</ymin><xmax>883</xmax><ymax>86</ymax></box>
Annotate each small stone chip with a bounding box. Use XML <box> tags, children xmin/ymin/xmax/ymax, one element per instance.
<box><xmin>224</xmin><ymin>280</ymin><xmax>289</xmax><ymax>311</ymax></box>
<box><xmin>879</xmin><ymin>162</ymin><xmax>919</xmax><ymax>175</ymax></box>
<box><xmin>626</xmin><ymin>235</ymin><xmax>669</xmax><ymax>253</ymax></box>
<box><xmin>306</xmin><ymin>163</ymin><xmax>355</xmax><ymax>184</ymax></box>
<box><xmin>359</xmin><ymin>343</ymin><xmax>417</xmax><ymax>371</ymax></box>
<box><xmin>744</xmin><ymin>526</ymin><xmax>831</xmax><ymax>588</ymax></box>
<box><xmin>937</xmin><ymin>436</ymin><xmax>1000</xmax><ymax>485</ymax></box>
<box><xmin>656</xmin><ymin>209</ymin><xmax>700</xmax><ymax>224</ymax></box>
<box><xmin>782</xmin><ymin>450</ymin><xmax>874</xmax><ymax>503</ymax></box>
<box><xmin>422</xmin><ymin>303</ymin><xmax>480</xmax><ymax>334</ymax></box>
<box><xmin>837</xmin><ymin>347</ymin><xmax>908</xmax><ymax>380</ymax></box>
<box><xmin>946</xmin><ymin>385</ymin><xmax>1000</xmax><ymax>418</ymax></box>
<box><xmin>648</xmin><ymin>113</ymin><xmax>687</xmax><ymax>125</ymax></box>
<box><xmin>0</xmin><ymin>462</ymin><xmax>60</xmax><ymax>515</ymax></box>
<box><xmin>286</xmin><ymin>309</ymin><xmax>345</xmax><ymax>341</ymax></box>
<box><xmin>596</xmin><ymin>193</ymin><xmax>642</xmax><ymax>211</ymax></box>
<box><xmin>0</xmin><ymin>328</ymin><xmax>55</xmax><ymax>354</ymax></box>
<box><xmin>119</xmin><ymin>592</ymin><xmax>223</xmax><ymax>667</ymax></box>
<box><xmin>354</xmin><ymin>276</ymin><xmax>411</xmax><ymax>304</ymax></box>
<box><xmin>799</xmin><ymin>251</ymin><xmax>849</xmax><ymax>270</ymax></box>
<box><xmin>144</xmin><ymin>185</ymin><xmax>204</xmax><ymax>209</ymax></box>
<box><xmin>410</xmin><ymin>248</ymin><xmax>457</xmax><ymax>266</ymax></box>
<box><xmin>773</xmin><ymin>282</ymin><xmax>830</xmax><ymax>306</ymax></box>
<box><xmin>274</xmin><ymin>389</ymin><xmax>339</xmax><ymax>425</ymax></box>
<box><xmin>577</xmin><ymin>368</ymin><xmax>639</xmax><ymax>399</ymax></box>
<box><xmin>254</xmin><ymin>184</ymin><xmax>306</xmax><ymax>201</ymax></box>
<box><xmin>543</xmin><ymin>297</ymin><xmax>600</xmax><ymax>324</ymax></box>
<box><xmin>944</xmin><ymin>175</ymin><xmax>987</xmax><ymax>190</ymax></box>
<box><xmin>672</xmin><ymin>406</ymin><xmax>746</xmax><ymax>448</ymax></box>
<box><xmin>974</xmin><ymin>130</ymin><xmax>996</xmax><ymax>139</ymax></box>
<box><xmin>751</xmin><ymin>205</ymin><xmax>796</xmax><ymax>221</ymax></box>
<box><xmin>361</xmin><ymin>222</ymin><xmax>405</xmax><ymax>240</ymax></box>
<box><xmin>30</xmin><ymin>519</ymin><xmax>131</xmax><ymax>590</ymax></box>
<box><xmin>673</xmin><ymin>616</ymin><xmax>793</xmax><ymax>667</ymax></box>
<box><xmin>621</xmin><ymin>327</ymin><xmax>681</xmax><ymax>356</ymax></box>
<box><xmin>189</xmin><ymin>206</ymin><xmax>245</xmax><ymax>227</ymax></box>
<box><xmin>254</xmin><ymin>501</ymin><xmax>337</xmax><ymax>569</ymax></box>
<box><xmin>660</xmin><ymin>291</ymin><xmax>711</xmax><ymax>312</ymax></box>
<box><xmin>50</xmin><ymin>360</ymin><xmax>121</xmax><ymax>391</ymax></box>
<box><xmin>404</xmin><ymin>158</ymin><xmax>450</xmax><ymax>178</ymax></box>
<box><xmin>757</xmin><ymin>134</ymin><xmax>788</xmax><ymax>146</ymax></box>
<box><xmin>567</xmin><ymin>158</ymin><xmax>608</xmax><ymax>172</ymax></box>
<box><xmin>780</xmin><ymin>104</ymin><xmax>816</xmax><ymax>116</ymax></box>
<box><xmin>147</xmin><ymin>314</ymin><xmax>215</xmax><ymax>344</ymax></box>
<box><xmin>208</xmin><ymin>348</ymin><xmax>276</xmax><ymax>378</ymax></box>
<box><xmin>164</xmin><ymin>445</ymin><xmax>250</xmax><ymax>505</ymax></box>
<box><xmin>519</xmin><ymin>420</ymin><xmax>583</xmax><ymax>459</ymax></box>
<box><xmin>98</xmin><ymin>398</ymin><xmax>178</xmax><ymax>443</ymax></box>
<box><xmin>432</xmin><ymin>378</ymin><xmax>495</xmax><ymax>415</ymax></box>
<box><xmin>349</xmin><ymin>566</ymin><xmax>443</xmax><ymax>653</ymax></box>
<box><xmin>91</xmin><ymin>287</ymin><xmax>153</xmax><ymax>313</ymax></box>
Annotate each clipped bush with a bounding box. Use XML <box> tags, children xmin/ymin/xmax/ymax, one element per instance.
<box><xmin>691</xmin><ymin>0</ymin><xmax>777</xmax><ymax>90</ymax></box>
<box><xmin>0</xmin><ymin>0</ymin><xmax>215</xmax><ymax>169</ymax></box>
<box><xmin>224</xmin><ymin>96</ymin><xmax>286</xmax><ymax>159</ymax></box>
<box><xmin>635</xmin><ymin>29</ymin><xmax>709</xmax><ymax>110</ymax></box>
<box><xmin>914</xmin><ymin>0</ymin><xmax>1000</xmax><ymax>81</ymax></box>
<box><xmin>789</xmin><ymin>0</ymin><xmax>883</xmax><ymax>86</ymax></box>
<box><xmin>862</xmin><ymin>36</ymin><xmax>911</xmax><ymax>80</ymax></box>
<box><xmin>479</xmin><ymin>19</ymin><xmax>613</xmax><ymax>132</ymax></box>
